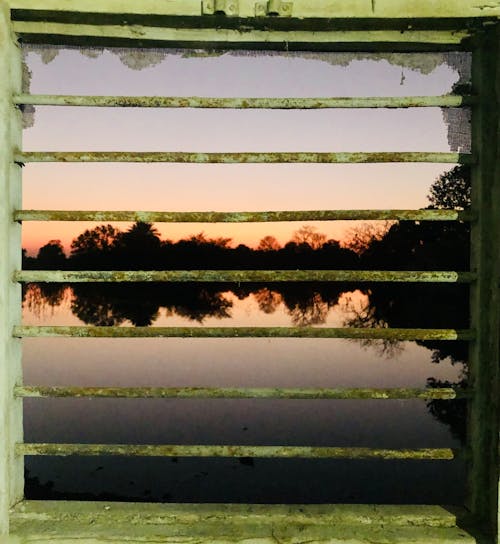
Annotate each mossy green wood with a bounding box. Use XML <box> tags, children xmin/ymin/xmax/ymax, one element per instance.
<box><xmin>468</xmin><ymin>26</ymin><xmax>500</xmax><ymax>539</ymax></box>
<box><xmin>16</xmin><ymin>151</ymin><xmax>473</xmax><ymax>163</ymax></box>
<box><xmin>18</xmin><ymin>443</ymin><xmax>458</xmax><ymax>460</ymax></box>
<box><xmin>14</xmin><ymin>270</ymin><xmax>477</xmax><ymax>283</ymax></box>
<box><xmin>0</xmin><ymin>1</ymin><xmax>23</xmax><ymax>536</ymax></box>
<box><xmin>14</xmin><ymin>208</ymin><xmax>473</xmax><ymax>222</ymax></box>
<box><xmin>13</xmin><ymin>94</ymin><xmax>475</xmax><ymax>108</ymax></box>
<box><xmin>13</xmin><ymin>326</ymin><xmax>474</xmax><ymax>340</ymax></box>
<box><xmin>15</xmin><ymin>385</ymin><xmax>469</xmax><ymax>400</ymax></box>
<box><xmin>8</xmin><ymin>502</ymin><xmax>478</xmax><ymax>544</ymax></box>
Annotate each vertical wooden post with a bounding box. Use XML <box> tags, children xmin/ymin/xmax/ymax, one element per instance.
<box><xmin>468</xmin><ymin>25</ymin><xmax>500</xmax><ymax>540</ymax></box>
<box><xmin>0</xmin><ymin>0</ymin><xmax>23</xmax><ymax>535</ymax></box>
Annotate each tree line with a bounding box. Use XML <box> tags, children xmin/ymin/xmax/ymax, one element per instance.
<box><xmin>24</xmin><ymin>166</ymin><xmax>470</xmax><ymax>273</ymax></box>
<box><xmin>24</xmin><ymin>223</ymin><xmax>360</xmax><ymax>271</ymax></box>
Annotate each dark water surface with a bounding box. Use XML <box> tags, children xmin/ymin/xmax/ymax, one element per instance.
<box><xmin>23</xmin><ymin>284</ymin><xmax>467</xmax><ymax>504</ymax></box>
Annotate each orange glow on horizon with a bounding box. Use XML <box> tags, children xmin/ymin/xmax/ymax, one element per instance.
<box><xmin>22</xmin><ymin>221</ymin><xmax>359</xmax><ymax>257</ymax></box>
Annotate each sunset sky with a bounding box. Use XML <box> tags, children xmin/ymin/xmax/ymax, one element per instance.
<box><xmin>21</xmin><ymin>48</ymin><xmax>464</xmax><ymax>255</ymax></box>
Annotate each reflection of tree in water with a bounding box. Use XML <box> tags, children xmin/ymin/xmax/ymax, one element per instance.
<box><xmin>71</xmin><ymin>289</ymin><xmax>126</xmax><ymax>327</ymax></box>
<box><xmin>341</xmin><ymin>292</ymin><xmax>403</xmax><ymax>358</ymax></box>
<box><xmin>286</xmin><ymin>292</ymin><xmax>329</xmax><ymax>327</ymax></box>
<box><xmin>70</xmin><ymin>284</ymin><xmax>233</xmax><ymax>326</ymax></box>
<box><xmin>253</xmin><ymin>288</ymin><xmax>283</xmax><ymax>314</ymax></box>
<box><xmin>341</xmin><ymin>285</ymin><xmax>468</xmax><ymax>443</ymax></box>
<box><xmin>23</xmin><ymin>283</ymin><xmax>70</xmax><ymax>318</ymax></box>
<box><xmin>426</xmin><ymin>377</ymin><xmax>468</xmax><ymax>443</ymax></box>
<box><xmin>269</xmin><ymin>284</ymin><xmax>345</xmax><ymax>326</ymax></box>
<box><xmin>168</xmin><ymin>288</ymin><xmax>233</xmax><ymax>323</ymax></box>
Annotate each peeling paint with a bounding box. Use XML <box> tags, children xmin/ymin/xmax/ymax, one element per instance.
<box><xmin>21</xmin><ymin>45</ymin><xmax>472</xmax><ymax>76</ymax></box>
<box><xmin>115</xmin><ymin>49</ymin><xmax>167</xmax><ymax>70</ymax></box>
<box><xmin>20</xmin><ymin>53</ymin><xmax>34</xmax><ymax>128</ymax></box>
<box><xmin>20</xmin><ymin>46</ymin><xmax>472</xmax><ymax>139</ymax></box>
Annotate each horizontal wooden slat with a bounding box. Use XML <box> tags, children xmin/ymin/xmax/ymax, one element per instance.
<box><xmin>8</xmin><ymin>0</ymin><xmax>500</xmax><ymax>19</ymax></box>
<box><xmin>15</xmin><ymin>385</ymin><xmax>469</xmax><ymax>400</ymax></box>
<box><xmin>13</xmin><ymin>209</ymin><xmax>473</xmax><ymax>222</ymax></box>
<box><xmin>17</xmin><ymin>443</ymin><xmax>457</xmax><ymax>460</ymax></box>
<box><xmin>14</xmin><ymin>270</ymin><xmax>477</xmax><ymax>284</ymax></box>
<box><xmin>13</xmin><ymin>94</ymin><xmax>475</xmax><ymax>109</ymax></box>
<box><xmin>9</xmin><ymin>501</ymin><xmax>465</xmax><ymax>529</ymax></box>
<box><xmin>10</xmin><ymin>0</ymin><xmax>202</xmax><ymax>16</ymax></box>
<box><xmin>8</xmin><ymin>501</ymin><xmax>477</xmax><ymax>544</ymax></box>
<box><xmin>13</xmin><ymin>326</ymin><xmax>474</xmax><ymax>340</ymax></box>
<box><xmin>11</xmin><ymin>22</ymin><xmax>473</xmax><ymax>48</ymax></box>
<box><xmin>8</xmin><ymin>501</ymin><xmax>478</xmax><ymax>544</ymax></box>
<box><xmin>15</xmin><ymin>151</ymin><xmax>473</xmax><ymax>164</ymax></box>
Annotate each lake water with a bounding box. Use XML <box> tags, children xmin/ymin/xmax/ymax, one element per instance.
<box><xmin>23</xmin><ymin>283</ymin><xmax>467</xmax><ymax>504</ymax></box>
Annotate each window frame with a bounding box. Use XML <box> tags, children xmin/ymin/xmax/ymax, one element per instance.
<box><xmin>1</xmin><ymin>2</ymin><xmax>499</xmax><ymax>542</ymax></box>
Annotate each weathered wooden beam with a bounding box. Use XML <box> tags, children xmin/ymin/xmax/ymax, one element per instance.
<box><xmin>7</xmin><ymin>501</ymin><xmax>477</xmax><ymax>544</ymax></box>
<box><xmin>7</xmin><ymin>0</ymin><xmax>500</xmax><ymax>19</ymax></box>
<box><xmin>0</xmin><ymin>3</ymin><xmax>23</xmax><ymax>536</ymax></box>
<box><xmin>13</xmin><ymin>270</ymin><xmax>477</xmax><ymax>284</ymax></box>
<box><xmin>9</xmin><ymin>501</ymin><xmax>465</xmax><ymax>529</ymax></box>
<box><xmin>17</xmin><ymin>443</ymin><xmax>457</xmax><ymax>460</ymax></box>
<box><xmin>467</xmin><ymin>26</ymin><xmax>500</xmax><ymax>537</ymax></box>
<box><xmin>13</xmin><ymin>326</ymin><xmax>474</xmax><ymax>340</ymax></box>
<box><xmin>12</xmin><ymin>22</ymin><xmax>473</xmax><ymax>50</ymax></box>
<box><xmin>13</xmin><ymin>21</ymin><xmax>471</xmax><ymax>48</ymax></box>
<box><xmin>15</xmin><ymin>385</ymin><xmax>470</xmax><ymax>400</ymax></box>
<box><xmin>13</xmin><ymin>94</ymin><xmax>475</xmax><ymax>109</ymax></box>
<box><xmin>13</xmin><ymin>209</ymin><xmax>473</xmax><ymax>222</ymax></box>
<box><xmin>15</xmin><ymin>151</ymin><xmax>473</xmax><ymax>164</ymax></box>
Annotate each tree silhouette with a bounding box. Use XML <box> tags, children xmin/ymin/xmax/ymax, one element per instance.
<box><xmin>36</xmin><ymin>240</ymin><xmax>66</xmax><ymax>269</ymax></box>
<box><xmin>427</xmin><ymin>165</ymin><xmax>470</xmax><ymax>209</ymax></box>
<box><xmin>343</xmin><ymin>222</ymin><xmax>392</xmax><ymax>255</ymax></box>
<box><xmin>70</xmin><ymin>224</ymin><xmax>121</xmax><ymax>268</ymax></box>
<box><xmin>22</xmin><ymin>248</ymin><xmax>37</xmax><ymax>270</ymax></box>
<box><xmin>258</xmin><ymin>235</ymin><xmax>281</xmax><ymax>252</ymax></box>
<box><xmin>71</xmin><ymin>224</ymin><xmax>120</xmax><ymax>254</ymax></box>
<box><xmin>113</xmin><ymin>222</ymin><xmax>162</xmax><ymax>269</ymax></box>
<box><xmin>291</xmin><ymin>225</ymin><xmax>327</xmax><ymax>250</ymax></box>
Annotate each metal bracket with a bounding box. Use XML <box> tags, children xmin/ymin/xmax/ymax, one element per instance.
<box><xmin>255</xmin><ymin>0</ymin><xmax>293</xmax><ymax>17</ymax></box>
<box><xmin>202</xmin><ymin>0</ymin><xmax>239</xmax><ymax>16</ymax></box>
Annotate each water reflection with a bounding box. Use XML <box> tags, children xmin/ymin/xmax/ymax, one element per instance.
<box><xmin>22</xmin><ymin>165</ymin><xmax>470</xmax><ymax>503</ymax></box>
<box><xmin>23</xmin><ymin>280</ymin><xmax>468</xmax><ymax>502</ymax></box>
